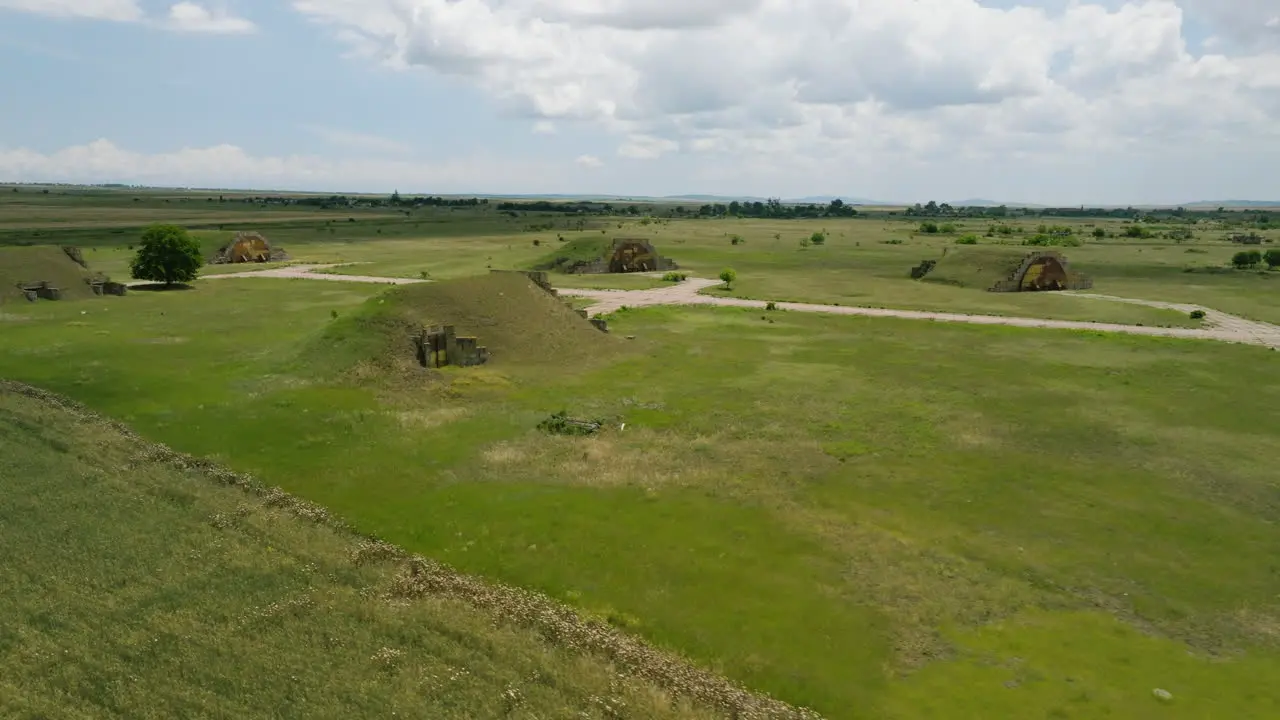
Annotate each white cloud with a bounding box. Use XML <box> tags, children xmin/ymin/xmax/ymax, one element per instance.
<box><xmin>0</xmin><ymin>0</ymin><xmax>143</xmax><ymax>21</ymax></box>
<box><xmin>575</xmin><ymin>154</ymin><xmax>603</xmax><ymax>168</ymax></box>
<box><xmin>303</xmin><ymin>125</ymin><xmax>412</xmax><ymax>155</ymax></box>
<box><xmin>164</xmin><ymin>2</ymin><xmax>255</xmax><ymax>34</ymax></box>
<box><xmin>533</xmin><ymin>120</ymin><xmax>558</xmax><ymax>134</ymax></box>
<box><xmin>285</xmin><ymin>0</ymin><xmax>1280</xmax><ymax>202</ymax></box>
<box><xmin>0</xmin><ymin>139</ymin><xmax>571</xmax><ymax>193</ymax></box>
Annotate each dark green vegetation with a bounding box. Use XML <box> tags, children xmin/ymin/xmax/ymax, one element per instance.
<box><xmin>130</xmin><ymin>224</ymin><xmax>204</xmax><ymax>286</ymax></box>
<box><xmin>0</xmin><ymin>245</ymin><xmax>99</xmax><ymax>301</ymax></box>
<box><xmin>0</xmin><ymin>385</ymin><xmax>735</xmax><ymax>720</ymax></box>
<box><xmin>3</xmin><ymin>188</ymin><xmax>1280</xmax><ymax>718</ymax></box>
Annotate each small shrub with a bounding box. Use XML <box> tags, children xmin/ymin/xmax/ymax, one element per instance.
<box><xmin>955</xmin><ymin>234</ymin><xmax>979</xmax><ymax>245</ymax></box>
<box><xmin>799</xmin><ymin>235</ymin><xmax>811</xmax><ymax>248</ymax></box>
<box><xmin>1232</xmin><ymin>250</ymin><xmax>1262</xmax><ymax>269</ymax></box>
<box><xmin>719</xmin><ymin>268</ymin><xmax>737</xmax><ymax>289</ymax></box>
<box><xmin>939</xmin><ymin>223</ymin><xmax>957</xmax><ymax>234</ymax></box>
<box><xmin>1190</xmin><ymin>310</ymin><xmax>1206</xmax><ymax>320</ymax></box>
<box><xmin>920</xmin><ymin>221</ymin><xmax>939</xmax><ymax>234</ymax></box>
<box><xmin>765</xmin><ymin>301</ymin><xmax>778</xmax><ymax>311</ymax></box>
<box><xmin>533</xmin><ymin>238</ymin><xmax>541</xmax><ymax>246</ymax></box>
<box><xmin>1093</xmin><ymin>228</ymin><xmax>1106</xmax><ymax>238</ymax></box>
<box><xmin>1265</xmin><ymin>249</ymin><xmax>1280</xmax><ymax>269</ymax></box>
<box><xmin>662</xmin><ymin>271</ymin><xmax>687</xmax><ymax>282</ymax></box>
<box><xmin>882</xmin><ymin>238</ymin><xmax>904</xmax><ymax>245</ymax></box>
<box><xmin>809</xmin><ymin>231</ymin><xmax>826</xmax><ymax>246</ymax></box>
<box><xmin>729</xmin><ymin>234</ymin><xmax>744</xmax><ymax>245</ymax></box>
<box><xmin>330</xmin><ymin>309</ymin><xmax>339</xmax><ymax>319</ymax></box>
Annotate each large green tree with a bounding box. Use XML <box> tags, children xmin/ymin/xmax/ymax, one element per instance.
<box><xmin>130</xmin><ymin>224</ymin><xmax>203</xmax><ymax>286</ymax></box>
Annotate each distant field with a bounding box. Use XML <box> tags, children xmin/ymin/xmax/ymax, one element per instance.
<box><xmin>2</xmin><ymin>277</ymin><xmax>1277</xmax><ymax>718</ymax></box>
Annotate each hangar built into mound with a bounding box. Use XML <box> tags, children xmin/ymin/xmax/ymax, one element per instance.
<box><xmin>535</xmin><ymin>237</ymin><xmax>679</xmax><ymax>274</ymax></box>
<box><xmin>1</xmin><ymin>245</ymin><xmax>127</xmax><ymax>304</ymax></box>
<box><xmin>912</xmin><ymin>247</ymin><xmax>1093</xmax><ymax>292</ymax></box>
<box><xmin>213</xmin><ymin>232</ymin><xmax>290</xmax><ymax>264</ymax></box>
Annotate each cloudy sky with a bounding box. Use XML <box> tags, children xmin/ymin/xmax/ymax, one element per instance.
<box><xmin>1</xmin><ymin>0</ymin><xmax>1277</xmax><ymax>203</ymax></box>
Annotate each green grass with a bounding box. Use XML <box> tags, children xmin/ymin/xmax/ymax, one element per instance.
<box><xmin>920</xmin><ymin>245</ymin><xmax>1034</xmax><ymax>288</ymax></box>
<box><xmin>0</xmin><ymin>385</ymin><xmax>728</xmax><ymax>720</ymax></box>
<box><xmin>1</xmin><ymin>278</ymin><xmax>1277</xmax><ymax>718</ymax></box>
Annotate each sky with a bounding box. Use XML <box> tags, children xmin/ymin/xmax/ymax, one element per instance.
<box><xmin>0</xmin><ymin>0</ymin><xmax>1278</xmax><ymax>204</ymax></box>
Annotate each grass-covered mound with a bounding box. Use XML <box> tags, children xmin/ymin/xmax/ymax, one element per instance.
<box><xmin>919</xmin><ymin>246</ymin><xmax>1032</xmax><ymax>289</ymax></box>
<box><xmin>0</xmin><ymin>381</ymin><xmax>797</xmax><ymax>719</ymax></box>
<box><xmin>0</xmin><ymin>245</ymin><xmax>100</xmax><ymax>302</ymax></box>
<box><xmin>310</xmin><ymin>272</ymin><xmax>615</xmax><ymax>377</ymax></box>
<box><xmin>531</xmin><ymin>236</ymin><xmax>611</xmax><ymax>272</ymax></box>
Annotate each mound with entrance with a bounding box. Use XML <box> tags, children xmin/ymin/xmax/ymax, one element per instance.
<box><xmin>534</xmin><ymin>236</ymin><xmax>679</xmax><ymax>274</ymax></box>
<box><xmin>915</xmin><ymin>247</ymin><xmax>1093</xmax><ymax>292</ymax></box>
<box><xmin>0</xmin><ymin>245</ymin><xmax>126</xmax><ymax>304</ymax></box>
<box><xmin>309</xmin><ymin>271</ymin><xmax>615</xmax><ymax>378</ymax></box>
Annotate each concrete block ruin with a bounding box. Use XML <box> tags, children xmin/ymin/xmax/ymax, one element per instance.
<box><xmin>572</xmin><ymin>238</ymin><xmax>679</xmax><ymax>274</ymax></box>
<box><xmin>87</xmin><ymin>278</ymin><xmax>128</xmax><ymax>296</ymax></box>
<box><xmin>213</xmin><ymin>231</ymin><xmax>291</xmax><ymax>264</ymax></box>
<box><xmin>415</xmin><ymin>325</ymin><xmax>489</xmax><ymax>368</ymax></box>
<box><xmin>16</xmin><ymin>281</ymin><xmax>63</xmax><ymax>301</ymax></box>
<box><xmin>988</xmin><ymin>251</ymin><xmax>1093</xmax><ymax>292</ymax></box>
<box><xmin>571</xmin><ymin>307</ymin><xmax>610</xmax><ymax>333</ymax></box>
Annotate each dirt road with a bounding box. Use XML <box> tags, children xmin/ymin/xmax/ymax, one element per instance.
<box><xmin>558</xmin><ymin>278</ymin><xmax>1280</xmax><ymax>350</ymax></box>
<box><xmin>187</xmin><ymin>265</ymin><xmax>1280</xmax><ymax>350</ymax></box>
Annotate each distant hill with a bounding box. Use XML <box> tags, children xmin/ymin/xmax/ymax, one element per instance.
<box><xmin>1182</xmin><ymin>200</ymin><xmax>1280</xmax><ymax>209</ymax></box>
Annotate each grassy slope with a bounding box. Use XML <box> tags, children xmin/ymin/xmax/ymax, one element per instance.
<box><xmin>307</xmin><ymin>272</ymin><xmax>616</xmax><ymax>378</ymax></box>
<box><xmin>920</xmin><ymin>245</ymin><xmax>1031</xmax><ymax>288</ymax></box>
<box><xmin>0</xmin><ymin>383</ymin><xmax>821</xmax><ymax>720</ymax></box>
<box><xmin>0</xmin><ymin>246</ymin><xmax>98</xmax><ymax>302</ymax></box>
<box><xmin>1</xmin><ymin>280</ymin><xmax>1278</xmax><ymax>718</ymax></box>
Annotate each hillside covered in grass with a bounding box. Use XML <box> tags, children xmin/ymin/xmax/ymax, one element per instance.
<box><xmin>0</xmin><ymin>245</ymin><xmax>101</xmax><ymax>303</ymax></box>
<box><xmin>307</xmin><ymin>272</ymin><xmax>617</xmax><ymax>378</ymax></box>
<box><xmin>918</xmin><ymin>246</ymin><xmax>1033</xmax><ymax>289</ymax></box>
<box><xmin>0</xmin><ymin>382</ymin><xmax>815</xmax><ymax>720</ymax></box>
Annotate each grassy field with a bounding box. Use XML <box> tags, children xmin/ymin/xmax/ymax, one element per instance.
<box><xmin>1</xmin><ymin>269</ymin><xmax>1277</xmax><ymax>717</ymax></box>
<box><xmin>7</xmin><ymin>188</ymin><xmax>1278</xmax><ymax>324</ymax></box>
<box><xmin>0</xmin><ymin>383</ymin><xmax>813</xmax><ymax>719</ymax></box>
<box><xmin>3</xmin><ymin>190</ymin><xmax>1279</xmax><ymax>717</ymax></box>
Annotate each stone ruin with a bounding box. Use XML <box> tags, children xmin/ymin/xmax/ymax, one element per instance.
<box><xmin>988</xmin><ymin>251</ymin><xmax>1092</xmax><ymax>292</ymax></box>
<box><xmin>87</xmin><ymin>277</ymin><xmax>128</xmax><ymax>297</ymax></box>
<box><xmin>415</xmin><ymin>325</ymin><xmax>489</xmax><ymax>368</ymax></box>
<box><xmin>16</xmin><ymin>281</ymin><xmax>63</xmax><ymax>301</ymax></box>
<box><xmin>571</xmin><ymin>238</ymin><xmax>679</xmax><ymax>274</ymax></box>
<box><xmin>1230</xmin><ymin>233</ymin><xmax>1264</xmax><ymax>245</ymax></box>
<box><xmin>212</xmin><ymin>232</ymin><xmax>290</xmax><ymax>264</ymax></box>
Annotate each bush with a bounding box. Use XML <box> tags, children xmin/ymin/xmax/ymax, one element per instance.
<box><xmin>1093</xmin><ymin>228</ymin><xmax>1106</xmax><ymax>238</ymax></box>
<box><xmin>809</xmin><ymin>231</ymin><xmax>826</xmax><ymax>246</ymax></box>
<box><xmin>939</xmin><ymin>223</ymin><xmax>957</xmax><ymax>234</ymax></box>
<box><xmin>1232</xmin><ymin>250</ymin><xmax>1263</xmax><ymax>269</ymax></box>
<box><xmin>719</xmin><ymin>268</ymin><xmax>737</xmax><ymax>289</ymax></box>
<box><xmin>129</xmin><ymin>224</ymin><xmax>203</xmax><ymax>286</ymax></box>
<box><xmin>920</xmin><ymin>221</ymin><xmax>939</xmax><ymax>234</ymax></box>
<box><xmin>765</xmin><ymin>301</ymin><xmax>778</xmax><ymax>311</ymax></box>
<box><xmin>1190</xmin><ymin>310</ymin><xmax>1206</xmax><ymax>320</ymax></box>
<box><xmin>1122</xmin><ymin>225</ymin><xmax>1154</xmax><ymax>239</ymax></box>
<box><xmin>729</xmin><ymin>234</ymin><xmax>744</xmax><ymax>245</ymax></box>
<box><xmin>955</xmin><ymin>234</ymin><xmax>979</xmax><ymax>245</ymax></box>
<box><xmin>1265</xmin><ymin>249</ymin><xmax>1280</xmax><ymax>269</ymax></box>
<box><xmin>662</xmin><ymin>272</ymin><xmax>688</xmax><ymax>282</ymax></box>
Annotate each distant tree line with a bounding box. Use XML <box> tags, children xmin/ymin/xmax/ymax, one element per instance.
<box><xmin>694</xmin><ymin>198</ymin><xmax>858</xmax><ymax>219</ymax></box>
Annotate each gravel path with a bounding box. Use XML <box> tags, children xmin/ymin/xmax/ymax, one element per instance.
<box><xmin>559</xmin><ymin>278</ymin><xmax>1280</xmax><ymax>350</ymax></box>
<box><xmin>182</xmin><ymin>265</ymin><xmax>1280</xmax><ymax>350</ymax></box>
